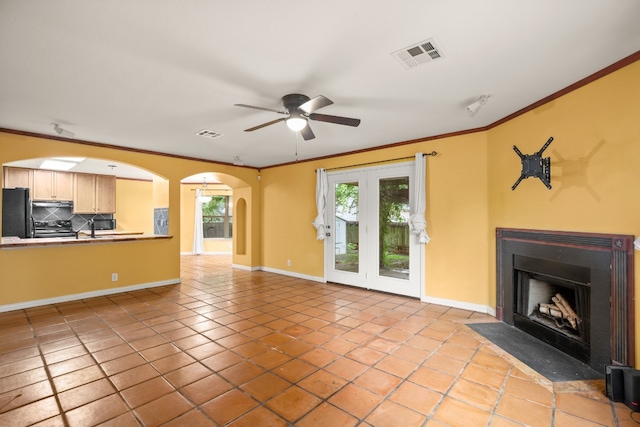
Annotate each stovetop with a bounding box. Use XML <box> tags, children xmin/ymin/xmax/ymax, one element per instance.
<box><xmin>32</xmin><ymin>219</ymin><xmax>77</xmax><ymax>238</ymax></box>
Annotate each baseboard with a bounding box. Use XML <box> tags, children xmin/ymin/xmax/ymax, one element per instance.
<box><xmin>235</xmin><ymin>265</ymin><xmax>493</xmax><ymax>312</ymax></box>
<box><xmin>181</xmin><ymin>252</ymin><xmax>232</xmax><ymax>255</ymax></box>
<box><xmin>231</xmin><ymin>263</ymin><xmax>261</xmax><ymax>271</ymax></box>
<box><xmin>257</xmin><ymin>266</ymin><xmax>326</xmax><ymax>283</ymax></box>
<box><xmin>421</xmin><ymin>295</ymin><xmax>496</xmax><ymax>316</ymax></box>
<box><xmin>0</xmin><ymin>278</ymin><xmax>181</xmax><ymax>313</ymax></box>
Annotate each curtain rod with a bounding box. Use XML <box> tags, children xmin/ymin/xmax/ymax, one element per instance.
<box><xmin>317</xmin><ymin>151</ymin><xmax>437</xmax><ymax>173</ymax></box>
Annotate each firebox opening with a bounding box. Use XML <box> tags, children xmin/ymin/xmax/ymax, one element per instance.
<box><xmin>511</xmin><ymin>255</ymin><xmax>594</xmax><ymax>364</ymax></box>
<box><xmin>514</xmin><ymin>269</ymin><xmax>592</xmax><ymax>364</ymax></box>
<box><xmin>520</xmin><ymin>274</ymin><xmax>590</xmax><ymax>342</ymax></box>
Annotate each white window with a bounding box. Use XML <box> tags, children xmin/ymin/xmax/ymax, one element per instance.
<box><xmin>202</xmin><ymin>195</ymin><xmax>232</xmax><ymax>238</ymax></box>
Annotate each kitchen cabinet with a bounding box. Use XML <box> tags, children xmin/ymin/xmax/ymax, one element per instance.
<box><xmin>95</xmin><ymin>174</ymin><xmax>116</xmax><ymax>213</ymax></box>
<box><xmin>3</xmin><ymin>167</ymin><xmax>32</xmax><ymax>190</ymax></box>
<box><xmin>73</xmin><ymin>173</ymin><xmax>116</xmax><ymax>213</ymax></box>
<box><xmin>32</xmin><ymin>170</ymin><xmax>73</xmax><ymax>200</ymax></box>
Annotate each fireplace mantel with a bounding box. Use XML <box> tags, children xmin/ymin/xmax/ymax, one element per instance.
<box><xmin>496</xmin><ymin>228</ymin><xmax>634</xmax><ymax>369</ymax></box>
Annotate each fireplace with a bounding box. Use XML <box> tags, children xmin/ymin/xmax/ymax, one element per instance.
<box><xmin>513</xmin><ymin>257</ymin><xmax>592</xmax><ymax>364</ymax></box>
<box><xmin>496</xmin><ymin>228</ymin><xmax>634</xmax><ymax>372</ymax></box>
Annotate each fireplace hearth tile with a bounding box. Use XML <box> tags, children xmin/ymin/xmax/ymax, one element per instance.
<box><xmin>467</xmin><ymin>322</ymin><xmax>603</xmax><ymax>383</ymax></box>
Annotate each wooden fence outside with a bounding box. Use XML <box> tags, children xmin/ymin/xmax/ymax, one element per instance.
<box><xmin>346</xmin><ymin>222</ymin><xmax>409</xmax><ymax>254</ymax></box>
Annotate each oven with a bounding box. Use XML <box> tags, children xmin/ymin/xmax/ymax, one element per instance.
<box><xmin>32</xmin><ymin>220</ymin><xmax>77</xmax><ymax>238</ymax></box>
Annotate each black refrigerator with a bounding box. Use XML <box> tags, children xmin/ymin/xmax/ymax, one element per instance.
<box><xmin>2</xmin><ymin>188</ymin><xmax>32</xmax><ymax>238</ymax></box>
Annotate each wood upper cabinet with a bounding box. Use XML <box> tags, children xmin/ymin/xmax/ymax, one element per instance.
<box><xmin>73</xmin><ymin>173</ymin><xmax>116</xmax><ymax>213</ymax></box>
<box><xmin>95</xmin><ymin>175</ymin><xmax>116</xmax><ymax>213</ymax></box>
<box><xmin>3</xmin><ymin>167</ymin><xmax>32</xmax><ymax>190</ymax></box>
<box><xmin>32</xmin><ymin>170</ymin><xmax>73</xmax><ymax>200</ymax></box>
<box><xmin>73</xmin><ymin>173</ymin><xmax>96</xmax><ymax>213</ymax></box>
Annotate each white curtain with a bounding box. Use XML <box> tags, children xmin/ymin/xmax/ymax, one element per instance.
<box><xmin>409</xmin><ymin>152</ymin><xmax>430</xmax><ymax>244</ymax></box>
<box><xmin>313</xmin><ymin>168</ymin><xmax>328</xmax><ymax>240</ymax></box>
<box><xmin>193</xmin><ymin>189</ymin><xmax>205</xmax><ymax>254</ymax></box>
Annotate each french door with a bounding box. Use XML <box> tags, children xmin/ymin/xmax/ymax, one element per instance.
<box><xmin>325</xmin><ymin>162</ymin><xmax>421</xmax><ymax>298</ymax></box>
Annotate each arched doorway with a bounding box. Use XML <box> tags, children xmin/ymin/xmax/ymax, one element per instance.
<box><xmin>179</xmin><ymin>172</ymin><xmax>251</xmax><ymax>266</ymax></box>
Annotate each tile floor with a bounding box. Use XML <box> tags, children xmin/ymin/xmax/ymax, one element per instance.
<box><xmin>0</xmin><ymin>255</ymin><xmax>633</xmax><ymax>426</ymax></box>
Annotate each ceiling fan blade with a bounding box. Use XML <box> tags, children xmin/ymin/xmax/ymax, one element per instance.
<box><xmin>234</xmin><ymin>103</ymin><xmax>287</xmax><ymax>115</ymax></box>
<box><xmin>244</xmin><ymin>117</ymin><xmax>285</xmax><ymax>132</ymax></box>
<box><xmin>308</xmin><ymin>113</ymin><xmax>361</xmax><ymax>127</ymax></box>
<box><xmin>300</xmin><ymin>124</ymin><xmax>315</xmax><ymax>140</ymax></box>
<box><xmin>299</xmin><ymin>95</ymin><xmax>333</xmax><ymax>114</ymax></box>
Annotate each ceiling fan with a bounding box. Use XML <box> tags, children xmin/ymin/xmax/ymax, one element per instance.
<box><xmin>234</xmin><ymin>94</ymin><xmax>360</xmax><ymax>140</ymax></box>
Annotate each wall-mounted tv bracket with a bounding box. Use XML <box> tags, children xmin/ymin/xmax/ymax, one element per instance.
<box><xmin>511</xmin><ymin>136</ymin><xmax>553</xmax><ymax>190</ymax></box>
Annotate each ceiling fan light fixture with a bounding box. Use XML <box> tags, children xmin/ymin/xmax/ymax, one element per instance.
<box><xmin>236</xmin><ymin>94</ymin><xmax>360</xmax><ymax>141</ymax></box>
<box><xmin>286</xmin><ymin>116</ymin><xmax>307</xmax><ymax>132</ymax></box>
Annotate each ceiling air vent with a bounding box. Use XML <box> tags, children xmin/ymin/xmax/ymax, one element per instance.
<box><xmin>195</xmin><ymin>129</ymin><xmax>223</xmax><ymax>139</ymax></box>
<box><xmin>392</xmin><ymin>38</ymin><xmax>444</xmax><ymax>69</ymax></box>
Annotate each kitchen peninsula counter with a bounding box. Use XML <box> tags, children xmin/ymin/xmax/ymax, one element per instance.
<box><xmin>1</xmin><ymin>234</ymin><xmax>172</xmax><ymax>248</ymax></box>
<box><xmin>77</xmin><ymin>230</ymin><xmax>145</xmax><ymax>237</ymax></box>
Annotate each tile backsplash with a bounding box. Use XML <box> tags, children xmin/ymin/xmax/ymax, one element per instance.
<box><xmin>32</xmin><ymin>206</ymin><xmax>114</xmax><ymax>231</ymax></box>
<box><xmin>154</xmin><ymin>208</ymin><xmax>169</xmax><ymax>235</ymax></box>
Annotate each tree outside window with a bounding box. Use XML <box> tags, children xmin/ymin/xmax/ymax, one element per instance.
<box><xmin>202</xmin><ymin>195</ymin><xmax>232</xmax><ymax>238</ymax></box>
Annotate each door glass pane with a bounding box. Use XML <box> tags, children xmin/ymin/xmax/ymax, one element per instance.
<box><xmin>334</xmin><ymin>182</ymin><xmax>359</xmax><ymax>273</ymax></box>
<box><xmin>379</xmin><ymin>177</ymin><xmax>410</xmax><ymax>280</ymax></box>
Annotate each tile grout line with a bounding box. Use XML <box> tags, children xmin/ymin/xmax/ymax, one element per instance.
<box><xmin>56</xmin><ymin>300</ymin><xmax>141</xmax><ymax>426</ymax></box>
<box><xmin>486</xmin><ymin>362</ymin><xmax>514</xmax><ymax>426</ymax></box>
<box><xmin>1</xmin><ymin>256</ymin><xmax>616</xmax><ymax>426</ymax></box>
<box><xmin>26</xmin><ymin>306</ymin><xmax>71</xmax><ymax>427</ymax></box>
<box><xmin>191</xmin><ymin>288</ymin><xmax>420</xmax><ymax>424</ymax></box>
<box><xmin>116</xmin><ymin>289</ymin><xmax>230</xmax><ymax>426</ymax></box>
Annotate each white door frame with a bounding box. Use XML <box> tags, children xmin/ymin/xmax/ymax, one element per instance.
<box><xmin>324</xmin><ymin>161</ymin><xmax>424</xmax><ymax>298</ymax></box>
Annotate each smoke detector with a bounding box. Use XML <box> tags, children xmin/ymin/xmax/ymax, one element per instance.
<box><xmin>392</xmin><ymin>38</ymin><xmax>445</xmax><ymax>69</ymax></box>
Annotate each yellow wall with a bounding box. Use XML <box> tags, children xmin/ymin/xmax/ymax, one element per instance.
<box><xmin>1</xmin><ymin>240</ymin><xmax>175</xmax><ymax>303</ymax></box>
<box><xmin>259</xmin><ymin>133</ymin><xmax>490</xmax><ymax>302</ymax></box>
<box><xmin>114</xmin><ymin>179</ymin><xmax>154</xmax><ymax>234</ymax></box>
<box><xmin>0</xmin><ymin>132</ymin><xmax>259</xmax><ymax>306</ymax></box>
<box><xmin>152</xmin><ymin>175</ymin><xmax>169</xmax><ymax>208</ymax></box>
<box><xmin>260</xmin><ymin>160</ymin><xmax>322</xmax><ymax>275</ymax></box>
<box><xmin>486</xmin><ymin>60</ymin><xmax>640</xmax><ymax>329</ymax></box>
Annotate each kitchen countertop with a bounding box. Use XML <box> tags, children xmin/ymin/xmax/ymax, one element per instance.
<box><xmin>1</xmin><ymin>233</ymin><xmax>172</xmax><ymax>248</ymax></box>
<box><xmin>77</xmin><ymin>230</ymin><xmax>145</xmax><ymax>237</ymax></box>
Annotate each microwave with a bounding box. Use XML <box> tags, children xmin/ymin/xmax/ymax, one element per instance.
<box><xmin>92</xmin><ymin>218</ymin><xmax>116</xmax><ymax>230</ymax></box>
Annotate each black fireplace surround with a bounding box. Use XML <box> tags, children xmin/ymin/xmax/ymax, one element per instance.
<box><xmin>496</xmin><ymin>228</ymin><xmax>634</xmax><ymax>372</ymax></box>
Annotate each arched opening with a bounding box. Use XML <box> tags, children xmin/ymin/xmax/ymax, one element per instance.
<box><xmin>180</xmin><ymin>173</ymin><xmax>233</xmax><ymax>255</ymax></box>
<box><xmin>2</xmin><ymin>157</ymin><xmax>167</xmax><ymax>238</ymax></box>
<box><xmin>179</xmin><ymin>171</ymin><xmax>253</xmax><ymax>268</ymax></box>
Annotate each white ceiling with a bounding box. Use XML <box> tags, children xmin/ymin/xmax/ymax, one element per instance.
<box><xmin>4</xmin><ymin>157</ymin><xmax>157</xmax><ymax>180</ymax></box>
<box><xmin>1</xmin><ymin>1</ymin><xmax>639</xmax><ymax>169</ymax></box>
